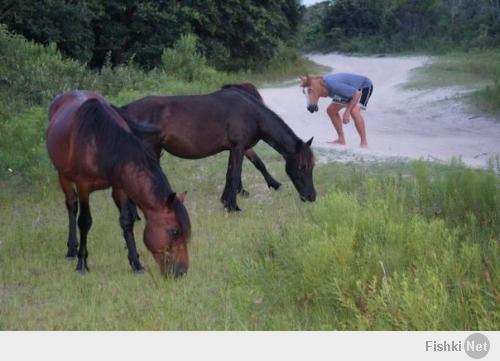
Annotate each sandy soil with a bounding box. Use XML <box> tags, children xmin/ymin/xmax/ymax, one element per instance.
<box><xmin>260</xmin><ymin>54</ymin><xmax>500</xmax><ymax>168</ymax></box>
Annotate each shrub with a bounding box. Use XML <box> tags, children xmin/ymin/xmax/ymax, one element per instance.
<box><xmin>160</xmin><ymin>34</ymin><xmax>218</xmax><ymax>82</ymax></box>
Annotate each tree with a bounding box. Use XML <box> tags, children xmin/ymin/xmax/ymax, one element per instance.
<box><xmin>0</xmin><ymin>0</ymin><xmax>304</xmax><ymax>70</ymax></box>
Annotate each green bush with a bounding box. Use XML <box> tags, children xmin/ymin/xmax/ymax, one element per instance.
<box><xmin>0</xmin><ymin>26</ymin><xmax>147</xmax><ymax>120</ymax></box>
<box><xmin>0</xmin><ymin>26</ymin><xmax>91</xmax><ymax>117</ymax></box>
<box><xmin>160</xmin><ymin>34</ymin><xmax>218</xmax><ymax>82</ymax></box>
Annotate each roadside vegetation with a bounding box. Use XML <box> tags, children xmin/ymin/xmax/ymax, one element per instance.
<box><xmin>405</xmin><ymin>51</ymin><xmax>500</xmax><ymax>114</ymax></box>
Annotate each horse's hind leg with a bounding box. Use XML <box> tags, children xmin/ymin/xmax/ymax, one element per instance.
<box><xmin>58</xmin><ymin>175</ymin><xmax>78</xmax><ymax>259</ymax></box>
<box><xmin>75</xmin><ymin>186</ymin><xmax>92</xmax><ymax>273</ymax></box>
<box><xmin>245</xmin><ymin>148</ymin><xmax>281</xmax><ymax>190</ymax></box>
<box><xmin>221</xmin><ymin>147</ymin><xmax>245</xmax><ymax>212</ymax></box>
<box><xmin>112</xmin><ymin>188</ymin><xmax>144</xmax><ymax>273</ymax></box>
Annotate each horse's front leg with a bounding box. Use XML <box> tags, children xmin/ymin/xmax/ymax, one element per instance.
<box><xmin>221</xmin><ymin>147</ymin><xmax>244</xmax><ymax>212</ymax></box>
<box><xmin>245</xmin><ymin>148</ymin><xmax>281</xmax><ymax>190</ymax></box>
<box><xmin>58</xmin><ymin>175</ymin><xmax>79</xmax><ymax>259</ymax></box>
<box><xmin>112</xmin><ymin>188</ymin><xmax>144</xmax><ymax>273</ymax></box>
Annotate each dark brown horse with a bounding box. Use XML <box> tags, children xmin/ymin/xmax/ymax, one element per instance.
<box><xmin>47</xmin><ymin>90</ymin><xmax>191</xmax><ymax>277</ymax></box>
<box><xmin>120</xmin><ymin>83</ymin><xmax>316</xmax><ymax>211</ymax></box>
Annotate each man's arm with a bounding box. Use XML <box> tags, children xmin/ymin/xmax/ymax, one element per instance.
<box><xmin>343</xmin><ymin>90</ymin><xmax>361</xmax><ymax>124</ymax></box>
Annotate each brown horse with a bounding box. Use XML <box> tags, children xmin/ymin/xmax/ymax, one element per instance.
<box><xmin>120</xmin><ymin>83</ymin><xmax>316</xmax><ymax>211</ymax></box>
<box><xmin>47</xmin><ymin>90</ymin><xmax>191</xmax><ymax>277</ymax></box>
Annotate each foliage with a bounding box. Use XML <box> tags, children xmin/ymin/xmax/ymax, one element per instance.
<box><xmin>0</xmin><ymin>0</ymin><xmax>304</xmax><ymax>70</ymax></box>
<box><xmin>300</xmin><ymin>0</ymin><xmax>500</xmax><ymax>53</ymax></box>
<box><xmin>160</xmin><ymin>34</ymin><xmax>217</xmax><ymax>82</ymax></box>
<box><xmin>0</xmin><ymin>25</ymin><xmax>148</xmax><ymax>119</ymax></box>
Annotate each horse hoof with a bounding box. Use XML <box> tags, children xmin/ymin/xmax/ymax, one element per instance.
<box><xmin>239</xmin><ymin>189</ymin><xmax>250</xmax><ymax>198</ymax></box>
<box><xmin>130</xmin><ymin>261</ymin><xmax>145</xmax><ymax>273</ymax></box>
<box><xmin>75</xmin><ymin>259</ymin><xmax>89</xmax><ymax>273</ymax></box>
<box><xmin>225</xmin><ymin>205</ymin><xmax>241</xmax><ymax>212</ymax></box>
<box><xmin>269</xmin><ymin>181</ymin><xmax>282</xmax><ymax>190</ymax></box>
<box><xmin>75</xmin><ymin>266</ymin><xmax>89</xmax><ymax>275</ymax></box>
<box><xmin>65</xmin><ymin>249</ymin><xmax>78</xmax><ymax>259</ymax></box>
<box><xmin>133</xmin><ymin>268</ymin><xmax>145</xmax><ymax>274</ymax></box>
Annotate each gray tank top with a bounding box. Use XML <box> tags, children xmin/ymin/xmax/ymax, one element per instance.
<box><xmin>322</xmin><ymin>73</ymin><xmax>372</xmax><ymax>99</ymax></box>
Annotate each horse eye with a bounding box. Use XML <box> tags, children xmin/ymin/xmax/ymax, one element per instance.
<box><xmin>169</xmin><ymin>228</ymin><xmax>179</xmax><ymax>238</ymax></box>
<box><xmin>302</xmin><ymin>88</ymin><xmax>306</xmax><ymax>94</ymax></box>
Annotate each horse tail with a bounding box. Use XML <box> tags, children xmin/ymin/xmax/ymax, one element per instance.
<box><xmin>112</xmin><ymin>105</ymin><xmax>161</xmax><ymax>139</ymax></box>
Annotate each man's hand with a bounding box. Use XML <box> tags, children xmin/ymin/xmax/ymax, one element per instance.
<box><xmin>342</xmin><ymin>109</ymin><xmax>351</xmax><ymax>124</ymax></box>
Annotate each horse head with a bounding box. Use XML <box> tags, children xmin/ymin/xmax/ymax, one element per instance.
<box><xmin>300</xmin><ymin>75</ymin><xmax>326</xmax><ymax>113</ymax></box>
<box><xmin>143</xmin><ymin>192</ymin><xmax>191</xmax><ymax>278</ymax></box>
<box><xmin>285</xmin><ymin>137</ymin><xmax>316</xmax><ymax>202</ymax></box>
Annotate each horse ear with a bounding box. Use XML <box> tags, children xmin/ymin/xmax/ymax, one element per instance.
<box><xmin>178</xmin><ymin>191</ymin><xmax>187</xmax><ymax>203</ymax></box>
<box><xmin>306</xmin><ymin>137</ymin><xmax>314</xmax><ymax>146</ymax></box>
<box><xmin>166</xmin><ymin>192</ymin><xmax>177</xmax><ymax>208</ymax></box>
<box><xmin>295</xmin><ymin>139</ymin><xmax>303</xmax><ymax>153</ymax></box>
<box><xmin>299</xmin><ymin>75</ymin><xmax>308</xmax><ymax>86</ymax></box>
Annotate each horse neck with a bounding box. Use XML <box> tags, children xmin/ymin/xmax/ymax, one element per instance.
<box><xmin>317</xmin><ymin>78</ymin><xmax>329</xmax><ymax>98</ymax></box>
<box><xmin>118</xmin><ymin>163</ymin><xmax>169</xmax><ymax>215</ymax></box>
<box><xmin>258</xmin><ymin>112</ymin><xmax>299</xmax><ymax>158</ymax></box>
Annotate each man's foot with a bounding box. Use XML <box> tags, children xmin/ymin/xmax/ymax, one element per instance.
<box><xmin>360</xmin><ymin>141</ymin><xmax>368</xmax><ymax>148</ymax></box>
<box><xmin>327</xmin><ymin>139</ymin><xmax>346</xmax><ymax>145</ymax></box>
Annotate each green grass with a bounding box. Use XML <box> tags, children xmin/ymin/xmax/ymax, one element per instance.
<box><xmin>1</xmin><ymin>149</ymin><xmax>498</xmax><ymax>330</ymax></box>
<box><xmin>405</xmin><ymin>50</ymin><xmax>500</xmax><ymax>115</ymax></box>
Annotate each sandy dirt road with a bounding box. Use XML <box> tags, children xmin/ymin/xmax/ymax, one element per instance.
<box><xmin>260</xmin><ymin>54</ymin><xmax>500</xmax><ymax>168</ymax></box>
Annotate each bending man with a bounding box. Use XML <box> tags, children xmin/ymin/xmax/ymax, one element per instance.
<box><xmin>300</xmin><ymin>73</ymin><xmax>373</xmax><ymax>147</ymax></box>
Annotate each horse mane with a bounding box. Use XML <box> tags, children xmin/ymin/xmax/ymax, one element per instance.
<box><xmin>74</xmin><ymin>98</ymin><xmax>171</xmax><ymax>200</ymax></box>
<box><xmin>296</xmin><ymin>141</ymin><xmax>315</xmax><ymax>170</ymax></box>
<box><xmin>221</xmin><ymin>82</ymin><xmax>263</xmax><ymax>102</ymax></box>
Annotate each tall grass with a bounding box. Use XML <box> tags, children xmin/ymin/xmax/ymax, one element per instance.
<box><xmin>0</xmin><ymin>153</ymin><xmax>498</xmax><ymax>330</ymax></box>
<box><xmin>231</xmin><ymin>160</ymin><xmax>498</xmax><ymax>330</ymax></box>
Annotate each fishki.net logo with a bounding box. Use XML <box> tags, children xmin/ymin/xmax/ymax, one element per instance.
<box><xmin>426</xmin><ymin>333</ymin><xmax>491</xmax><ymax>359</ymax></box>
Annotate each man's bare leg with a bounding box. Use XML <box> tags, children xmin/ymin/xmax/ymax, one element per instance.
<box><xmin>350</xmin><ymin>105</ymin><xmax>368</xmax><ymax>148</ymax></box>
<box><xmin>326</xmin><ymin>103</ymin><xmax>347</xmax><ymax>144</ymax></box>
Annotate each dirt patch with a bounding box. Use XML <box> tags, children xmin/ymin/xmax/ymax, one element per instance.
<box><xmin>261</xmin><ymin>54</ymin><xmax>500</xmax><ymax>168</ymax></box>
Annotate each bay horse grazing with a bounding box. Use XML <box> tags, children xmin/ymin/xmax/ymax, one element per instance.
<box><xmin>120</xmin><ymin>83</ymin><xmax>316</xmax><ymax>212</ymax></box>
<box><xmin>47</xmin><ymin>90</ymin><xmax>191</xmax><ymax>277</ymax></box>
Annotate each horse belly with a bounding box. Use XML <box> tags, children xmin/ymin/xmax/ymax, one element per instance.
<box><xmin>163</xmin><ymin>126</ymin><xmax>229</xmax><ymax>159</ymax></box>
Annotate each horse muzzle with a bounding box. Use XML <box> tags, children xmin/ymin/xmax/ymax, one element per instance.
<box><xmin>300</xmin><ymin>192</ymin><xmax>316</xmax><ymax>202</ymax></box>
<box><xmin>307</xmin><ymin>105</ymin><xmax>319</xmax><ymax>113</ymax></box>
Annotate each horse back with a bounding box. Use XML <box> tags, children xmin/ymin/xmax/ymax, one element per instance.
<box><xmin>46</xmin><ymin>90</ymin><xmax>130</xmax><ymax>181</ymax></box>
<box><xmin>123</xmin><ymin>92</ymin><xmax>264</xmax><ymax>158</ymax></box>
